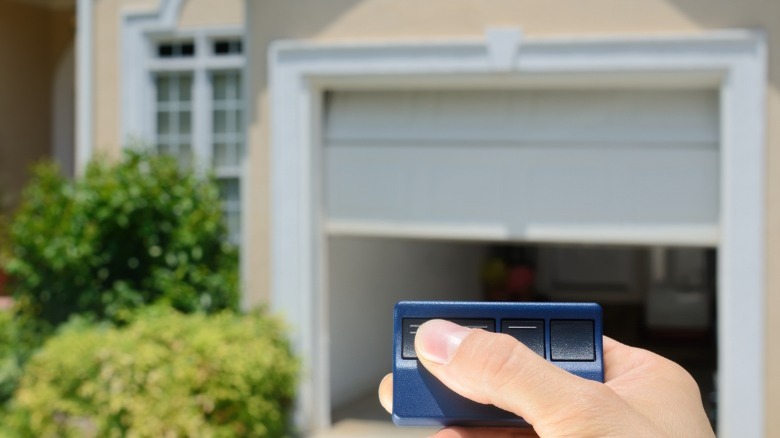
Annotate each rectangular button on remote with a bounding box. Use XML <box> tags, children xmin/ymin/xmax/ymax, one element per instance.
<box><xmin>402</xmin><ymin>318</ymin><xmax>495</xmax><ymax>359</ymax></box>
<box><xmin>550</xmin><ymin>320</ymin><xmax>595</xmax><ymax>361</ymax></box>
<box><xmin>501</xmin><ymin>320</ymin><xmax>545</xmax><ymax>358</ymax></box>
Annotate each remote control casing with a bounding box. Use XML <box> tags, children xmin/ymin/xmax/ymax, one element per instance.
<box><xmin>392</xmin><ymin>301</ymin><xmax>604</xmax><ymax>427</ymax></box>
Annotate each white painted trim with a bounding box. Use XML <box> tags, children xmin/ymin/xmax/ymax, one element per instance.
<box><xmin>147</xmin><ymin>57</ymin><xmax>245</xmax><ymax>72</ymax></box>
<box><xmin>75</xmin><ymin>0</ymin><xmax>93</xmax><ymax>175</ymax></box>
<box><xmin>716</xmin><ymin>31</ymin><xmax>767</xmax><ymax>437</ymax></box>
<box><xmin>240</xmin><ymin>0</ymin><xmax>253</xmax><ymax>314</ymax></box>
<box><xmin>268</xmin><ymin>30</ymin><xmax>767</xmax><ymax>435</ymax></box>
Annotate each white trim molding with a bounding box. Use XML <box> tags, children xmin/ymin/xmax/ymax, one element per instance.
<box><xmin>75</xmin><ymin>0</ymin><xmax>93</xmax><ymax>175</ymax></box>
<box><xmin>269</xmin><ymin>29</ymin><xmax>767</xmax><ymax>435</ymax></box>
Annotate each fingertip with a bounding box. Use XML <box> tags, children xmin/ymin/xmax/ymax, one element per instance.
<box><xmin>378</xmin><ymin>373</ymin><xmax>393</xmax><ymax>413</ymax></box>
<box><xmin>415</xmin><ymin>319</ymin><xmax>471</xmax><ymax>365</ymax></box>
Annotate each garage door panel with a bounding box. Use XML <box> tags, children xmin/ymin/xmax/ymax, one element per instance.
<box><xmin>326</xmin><ymin>144</ymin><xmax>718</xmax><ymax>224</ymax></box>
<box><xmin>326</xmin><ymin>89</ymin><xmax>719</xmax><ymax>145</ymax></box>
<box><xmin>324</xmin><ymin>89</ymin><xmax>719</xmax><ymax>244</ymax></box>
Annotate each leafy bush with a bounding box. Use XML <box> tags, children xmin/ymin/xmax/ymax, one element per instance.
<box><xmin>4</xmin><ymin>307</ymin><xmax>298</xmax><ymax>437</ymax></box>
<box><xmin>0</xmin><ymin>309</ymin><xmax>50</xmax><ymax>412</ymax></box>
<box><xmin>5</xmin><ymin>150</ymin><xmax>238</xmax><ymax>325</ymax></box>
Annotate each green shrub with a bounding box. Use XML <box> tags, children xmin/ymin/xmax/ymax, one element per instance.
<box><xmin>0</xmin><ymin>309</ymin><xmax>51</xmax><ymax>412</ymax></box>
<box><xmin>4</xmin><ymin>307</ymin><xmax>298</xmax><ymax>437</ymax></box>
<box><xmin>5</xmin><ymin>150</ymin><xmax>238</xmax><ymax>325</ymax></box>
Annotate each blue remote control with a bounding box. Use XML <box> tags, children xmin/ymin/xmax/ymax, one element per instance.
<box><xmin>392</xmin><ymin>301</ymin><xmax>604</xmax><ymax>427</ymax></box>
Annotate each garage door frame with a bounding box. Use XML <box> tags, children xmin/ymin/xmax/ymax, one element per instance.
<box><xmin>268</xmin><ymin>29</ymin><xmax>767</xmax><ymax>435</ymax></box>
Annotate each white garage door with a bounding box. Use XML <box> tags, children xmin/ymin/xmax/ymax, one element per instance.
<box><xmin>324</xmin><ymin>89</ymin><xmax>719</xmax><ymax>245</ymax></box>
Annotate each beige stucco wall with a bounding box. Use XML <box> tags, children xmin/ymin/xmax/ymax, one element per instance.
<box><xmin>0</xmin><ymin>2</ymin><xmax>74</xmax><ymax>212</ymax></box>
<box><xmin>178</xmin><ymin>0</ymin><xmax>243</xmax><ymax>29</ymax></box>
<box><xmin>93</xmin><ymin>0</ymin><xmax>160</xmax><ymax>159</ymax></box>
<box><xmin>246</xmin><ymin>0</ymin><xmax>780</xmax><ymax>433</ymax></box>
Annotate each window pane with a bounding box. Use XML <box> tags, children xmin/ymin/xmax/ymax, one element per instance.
<box><xmin>218</xmin><ymin>178</ymin><xmax>240</xmax><ymax>203</ymax></box>
<box><xmin>179</xmin><ymin>75</ymin><xmax>192</xmax><ymax>102</ymax></box>
<box><xmin>213</xmin><ymin>74</ymin><xmax>227</xmax><ymax>101</ymax></box>
<box><xmin>158</xmin><ymin>43</ymin><xmax>174</xmax><ymax>58</ymax></box>
<box><xmin>156</xmin><ymin>76</ymin><xmax>170</xmax><ymax>102</ymax></box>
<box><xmin>233</xmin><ymin>109</ymin><xmax>242</xmax><ymax>132</ymax></box>
<box><xmin>178</xmin><ymin>144</ymin><xmax>192</xmax><ymax>167</ymax></box>
<box><xmin>157</xmin><ymin>112</ymin><xmax>171</xmax><ymax>135</ymax></box>
<box><xmin>156</xmin><ymin>41</ymin><xmax>195</xmax><ymax>58</ymax></box>
<box><xmin>157</xmin><ymin>144</ymin><xmax>172</xmax><ymax>155</ymax></box>
<box><xmin>214</xmin><ymin>143</ymin><xmax>228</xmax><ymax>168</ymax></box>
<box><xmin>234</xmin><ymin>74</ymin><xmax>242</xmax><ymax>98</ymax></box>
<box><xmin>181</xmin><ymin>42</ymin><xmax>195</xmax><ymax>57</ymax></box>
<box><xmin>227</xmin><ymin>143</ymin><xmax>237</xmax><ymax>167</ymax></box>
<box><xmin>179</xmin><ymin>111</ymin><xmax>191</xmax><ymax>135</ymax></box>
<box><xmin>213</xmin><ymin>143</ymin><xmax>241</xmax><ymax>169</ymax></box>
<box><xmin>218</xmin><ymin>178</ymin><xmax>241</xmax><ymax>245</ymax></box>
<box><xmin>214</xmin><ymin>39</ymin><xmax>243</xmax><ymax>56</ymax></box>
<box><xmin>226</xmin><ymin>210</ymin><xmax>240</xmax><ymax>245</ymax></box>
<box><xmin>213</xmin><ymin>110</ymin><xmax>227</xmax><ymax>134</ymax></box>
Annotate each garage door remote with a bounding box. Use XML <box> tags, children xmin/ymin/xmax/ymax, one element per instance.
<box><xmin>392</xmin><ymin>301</ymin><xmax>604</xmax><ymax>427</ymax></box>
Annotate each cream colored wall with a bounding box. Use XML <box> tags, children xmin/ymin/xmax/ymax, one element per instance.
<box><xmin>246</xmin><ymin>0</ymin><xmax>780</xmax><ymax>433</ymax></box>
<box><xmin>93</xmin><ymin>0</ymin><xmax>159</xmax><ymax>160</ymax></box>
<box><xmin>0</xmin><ymin>2</ymin><xmax>74</xmax><ymax>212</ymax></box>
<box><xmin>178</xmin><ymin>0</ymin><xmax>243</xmax><ymax>29</ymax></box>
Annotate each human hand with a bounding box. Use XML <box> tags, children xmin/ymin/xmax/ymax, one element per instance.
<box><xmin>378</xmin><ymin>319</ymin><xmax>714</xmax><ymax>437</ymax></box>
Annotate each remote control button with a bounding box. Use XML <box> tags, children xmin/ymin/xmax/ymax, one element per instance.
<box><xmin>402</xmin><ymin>318</ymin><xmax>428</xmax><ymax>359</ymax></box>
<box><xmin>401</xmin><ymin>318</ymin><xmax>495</xmax><ymax>359</ymax></box>
<box><xmin>501</xmin><ymin>320</ymin><xmax>545</xmax><ymax>358</ymax></box>
<box><xmin>550</xmin><ymin>320</ymin><xmax>595</xmax><ymax>361</ymax></box>
<box><xmin>446</xmin><ymin>319</ymin><xmax>496</xmax><ymax>332</ymax></box>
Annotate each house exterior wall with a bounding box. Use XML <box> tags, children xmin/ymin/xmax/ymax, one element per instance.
<box><xmin>93</xmin><ymin>0</ymin><xmax>148</xmax><ymax>160</ymax></box>
<box><xmin>178</xmin><ymin>0</ymin><xmax>243</xmax><ymax>28</ymax></box>
<box><xmin>246</xmin><ymin>0</ymin><xmax>780</xmax><ymax>433</ymax></box>
<box><xmin>0</xmin><ymin>2</ymin><xmax>73</xmax><ymax>211</ymax></box>
<box><xmin>93</xmin><ymin>0</ymin><xmax>162</xmax><ymax>160</ymax></box>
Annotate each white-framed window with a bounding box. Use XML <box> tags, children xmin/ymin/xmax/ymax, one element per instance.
<box><xmin>147</xmin><ymin>32</ymin><xmax>245</xmax><ymax>245</ymax></box>
<box><xmin>155</xmin><ymin>72</ymin><xmax>193</xmax><ymax>166</ymax></box>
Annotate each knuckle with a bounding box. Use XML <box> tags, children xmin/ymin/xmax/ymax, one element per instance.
<box><xmin>477</xmin><ymin>336</ymin><xmax>534</xmax><ymax>398</ymax></box>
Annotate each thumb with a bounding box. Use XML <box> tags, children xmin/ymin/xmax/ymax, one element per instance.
<box><xmin>414</xmin><ymin>319</ymin><xmax>653</xmax><ymax>435</ymax></box>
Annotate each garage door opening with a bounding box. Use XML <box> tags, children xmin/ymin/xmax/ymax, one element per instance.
<box><xmin>327</xmin><ymin>238</ymin><xmax>717</xmax><ymax>429</ymax></box>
